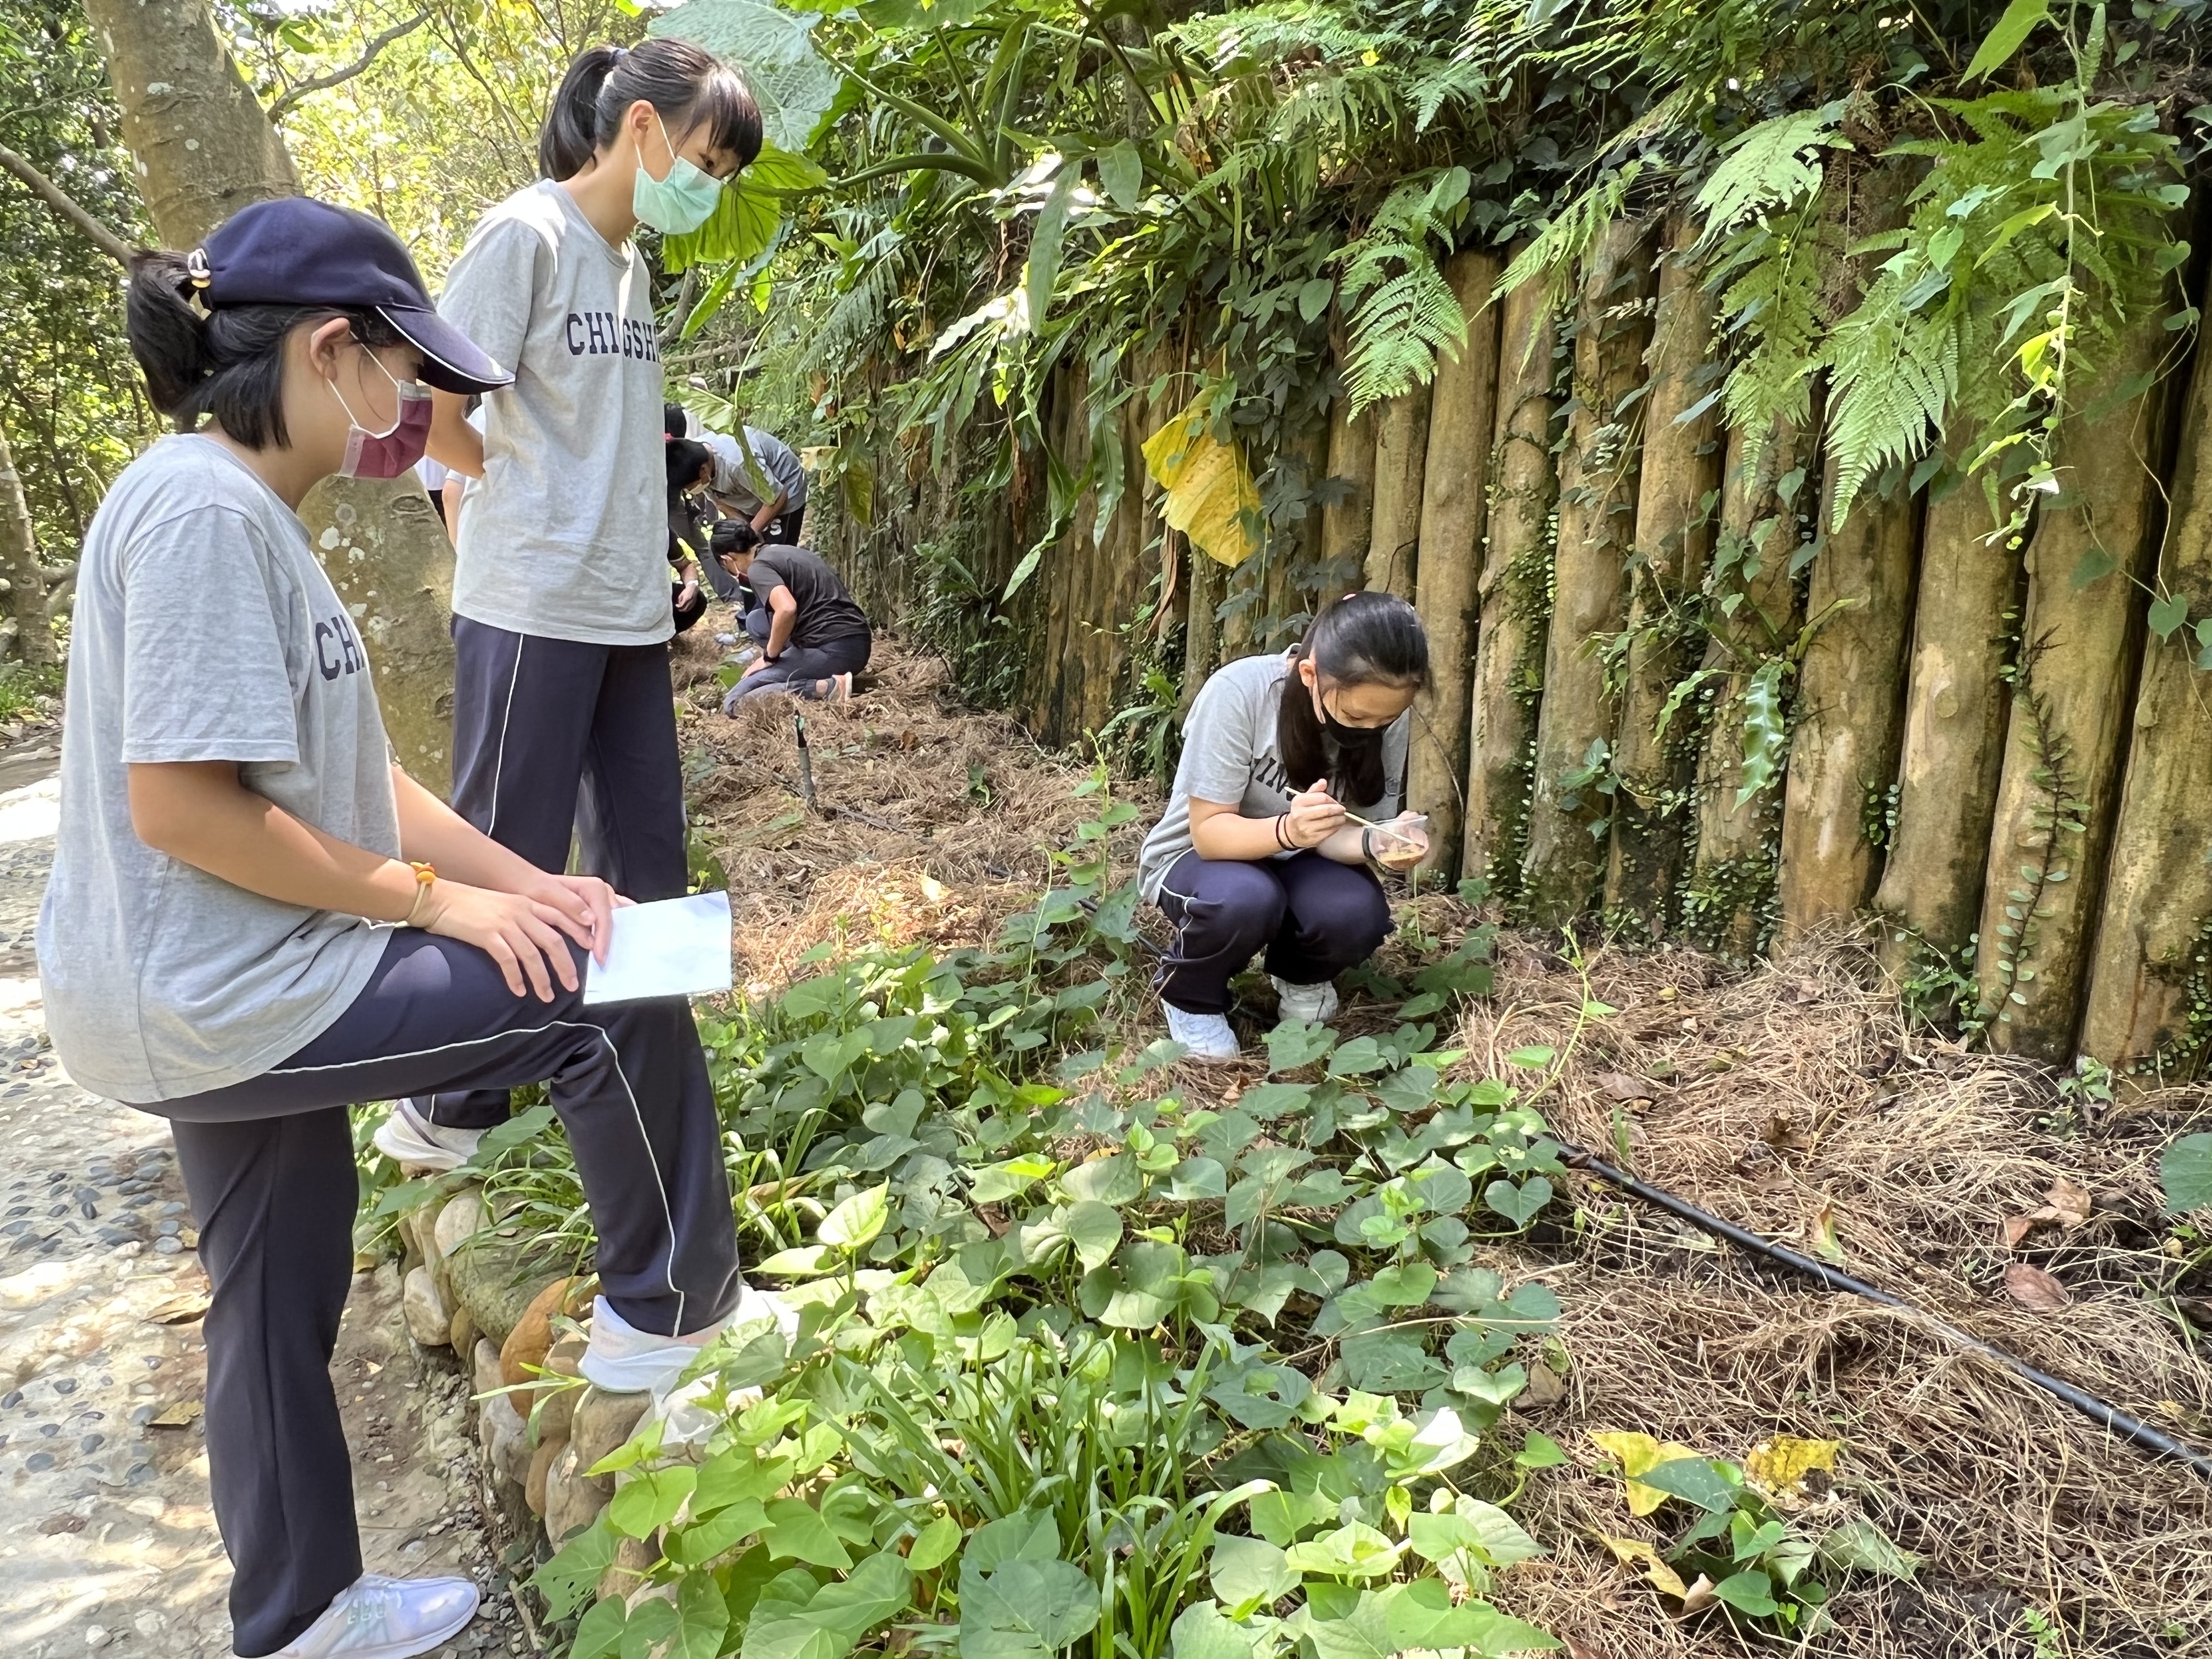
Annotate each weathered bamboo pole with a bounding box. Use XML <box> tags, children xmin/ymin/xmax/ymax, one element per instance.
<box><xmin>1605</xmin><ymin>213</ymin><xmax>1720</xmax><ymax>929</ymax></box>
<box><xmin>1269</xmin><ymin>419</ymin><xmax>1330</xmax><ymax>644</ymax></box>
<box><xmin>1520</xmin><ymin>218</ymin><xmax>1656</xmax><ymax>924</ymax></box>
<box><xmin>1320</xmin><ymin>376</ymin><xmax>1377</xmax><ymax>597</ymax></box>
<box><xmin>2081</xmin><ymin>303</ymin><xmax>2212</xmax><ymax>1074</ymax></box>
<box><xmin>1182</xmin><ymin>539</ymin><xmax>1224</xmax><ymax>711</ymax></box>
<box><xmin>1870</xmin><ymin>452</ymin><xmax>2017</xmax><ymax>969</ymax></box>
<box><xmin>1408</xmin><ymin>251</ymin><xmax>1503</xmax><ymax>881</ymax></box>
<box><xmin>1975</xmin><ymin>312</ymin><xmax>2170</xmax><ymax>1062</ymax></box>
<box><xmin>1683</xmin><ymin>416</ymin><xmax>1816</xmax><ymax>960</ymax></box>
<box><xmin>1364</xmin><ymin>384</ymin><xmax>1432</xmax><ymax>600</ymax></box>
<box><xmin>1463</xmin><ymin>264</ymin><xmax>1559</xmax><ymax>891</ymax></box>
<box><xmin>1776</xmin><ymin>167</ymin><xmax>1924</xmax><ymax>944</ymax></box>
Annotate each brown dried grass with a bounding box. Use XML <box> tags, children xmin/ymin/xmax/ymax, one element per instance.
<box><xmin>1461</xmin><ymin>929</ymin><xmax>2212</xmax><ymax>1659</ymax></box>
<box><xmin>674</xmin><ymin>622</ymin><xmax>1156</xmax><ymax>990</ymax></box>
<box><xmin>673</xmin><ymin>625</ymin><xmax>2211</xmax><ymax>1654</ymax></box>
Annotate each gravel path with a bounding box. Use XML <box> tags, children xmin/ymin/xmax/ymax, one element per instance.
<box><xmin>0</xmin><ymin>738</ymin><xmax>532</xmax><ymax>1658</ymax></box>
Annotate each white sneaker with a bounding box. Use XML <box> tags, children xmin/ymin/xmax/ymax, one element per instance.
<box><xmin>273</xmin><ymin>1573</ymin><xmax>478</xmax><ymax>1659</ymax></box>
<box><xmin>578</xmin><ymin>1283</ymin><xmax>797</xmax><ymax>1396</ymax></box>
<box><xmin>1164</xmin><ymin>1002</ymin><xmax>1242</xmax><ymax>1061</ymax></box>
<box><xmin>1270</xmin><ymin>976</ymin><xmax>1340</xmax><ymax>1024</ymax></box>
<box><xmin>370</xmin><ymin>1099</ymin><xmax>483</xmax><ymax>1173</ymax></box>
<box><xmin>821</xmin><ymin>671</ymin><xmax>854</xmax><ymax>703</ymax></box>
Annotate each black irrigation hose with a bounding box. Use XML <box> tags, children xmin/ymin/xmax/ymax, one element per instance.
<box><xmin>1560</xmin><ymin>1143</ymin><xmax>2212</xmax><ymax>1482</ymax></box>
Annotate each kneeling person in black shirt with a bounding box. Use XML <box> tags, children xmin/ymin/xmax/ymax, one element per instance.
<box><xmin>714</xmin><ymin>523</ymin><xmax>872</xmax><ymax>707</ymax></box>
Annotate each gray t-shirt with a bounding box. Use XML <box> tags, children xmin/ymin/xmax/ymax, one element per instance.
<box><xmin>703</xmin><ymin>428</ymin><xmax>807</xmax><ymax>516</ymax></box>
<box><xmin>38</xmin><ymin>436</ymin><xmax>399</xmax><ymax>1102</ymax></box>
<box><xmin>439</xmin><ymin>180</ymin><xmax>669</xmax><ymax>646</ymax></box>
<box><xmin>1137</xmin><ymin>651</ymin><xmax>1408</xmax><ymax>904</ymax></box>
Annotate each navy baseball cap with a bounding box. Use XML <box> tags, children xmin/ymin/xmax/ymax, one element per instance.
<box><xmin>189</xmin><ymin>197</ymin><xmax>513</xmax><ymax>394</ymax></box>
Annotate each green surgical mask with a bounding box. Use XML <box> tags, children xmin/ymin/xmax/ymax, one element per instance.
<box><xmin>633</xmin><ymin>110</ymin><xmax>723</xmax><ymax>235</ymax></box>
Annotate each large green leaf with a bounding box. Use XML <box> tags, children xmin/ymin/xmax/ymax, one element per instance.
<box><xmin>764</xmin><ymin>1497</ymin><xmax>854</xmax><ymax>1568</ymax></box>
<box><xmin>820</xmin><ymin>1182</ymin><xmax>890</xmax><ymax>1250</ymax></box>
<box><xmin>958</xmin><ymin>1559</ymin><xmax>1101</xmax><ymax>1659</ymax></box>
<box><xmin>1210</xmin><ymin>1534</ymin><xmax>1297</xmax><ymax>1614</ymax></box>
<box><xmin>2161</xmin><ymin>1133</ymin><xmax>2212</xmax><ymax>1213</ymax></box>
<box><xmin>742</xmin><ymin>1554</ymin><xmax>915</xmax><ymax>1659</ymax></box>
<box><xmin>653</xmin><ymin>0</ymin><xmax>842</xmax><ymax>151</ymax></box>
<box><xmin>1965</xmin><ymin>0</ymin><xmax>2050</xmax><ymax>80</ymax></box>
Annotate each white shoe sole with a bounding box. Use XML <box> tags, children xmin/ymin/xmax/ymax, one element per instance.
<box><xmin>369</xmin><ymin>1115</ymin><xmax>470</xmax><ymax>1174</ymax></box>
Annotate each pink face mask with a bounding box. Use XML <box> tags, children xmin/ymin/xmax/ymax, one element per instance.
<box><xmin>329</xmin><ymin>351</ymin><xmax>433</xmax><ymax>479</ymax></box>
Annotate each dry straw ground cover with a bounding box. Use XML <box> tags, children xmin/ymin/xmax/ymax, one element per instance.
<box><xmin>665</xmin><ymin>628</ymin><xmax>2209</xmax><ymax>1658</ymax></box>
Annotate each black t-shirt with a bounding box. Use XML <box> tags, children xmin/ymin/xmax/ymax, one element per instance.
<box><xmin>751</xmin><ymin>546</ymin><xmax>870</xmax><ymax>651</ymax></box>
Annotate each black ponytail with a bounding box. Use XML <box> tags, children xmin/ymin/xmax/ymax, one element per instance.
<box><xmin>125</xmin><ymin>249</ymin><xmax>399</xmax><ymax>451</ymax></box>
<box><xmin>539</xmin><ymin>38</ymin><xmax>764</xmax><ymax>181</ymax></box>
<box><xmin>1276</xmin><ymin>591</ymin><xmax>1429</xmax><ymax>806</ymax></box>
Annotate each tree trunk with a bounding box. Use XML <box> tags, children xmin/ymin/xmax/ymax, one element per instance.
<box><xmin>1181</xmin><ymin>540</ymin><xmax>1223</xmax><ymax>713</ymax></box>
<box><xmin>2080</xmin><ymin>307</ymin><xmax>2212</xmax><ymax>1074</ymax></box>
<box><xmin>1605</xmin><ymin>212</ymin><xmax>1720</xmax><ymax>930</ymax></box>
<box><xmin>87</xmin><ymin>0</ymin><xmax>458</xmax><ymax>793</ymax></box>
<box><xmin>1520</xmin><ymin>218</ymin><xmax>1655</xmax><ymax>924</ymax></box>
<box><xmin>1683</xmin><ymin>415</ymin><xmax>1815</xmax><ymax>959</ymax></box>
<box><xmin>1363</xmin><ymin>383</ymin><xmax>1431</xmax><ymax>600</ymax></box>
<box><xmin>1463</xmin><ymin>265</ymin><xmax>1558</xmax><ymax>893</ymax></box>
<box><xmin>1268</xmin><ymin>418</ymin><xmax>1330</xmax><ymax>645</ymax></box>
<box><xmin>1319</xmin><ymin>385</ymin><xmax>1376</xmax><ymax>596</ymax></box>
<box><xmin>82</xmin><ymin>0</ymin><xmax>297</xmax><ymax>244</ymax></box>
<box><xmin>1870</xmin><ymin>452</ymin><xmax>2017</xmax><ymax>970</ymax></box>
<box><xmin>1975</xmin><ymin>313</ymin><xmax>2170</xmax><ymax>1062</ymax></box>
<box><xmin>0</xmin><ymin>419</ymin><xmax>52</xmax><ymax>667</ymax></box>
<box><xmin>1407</xmin><ymin>251</ymin><xmax>1502</xmax><ymax>880</ymax></box>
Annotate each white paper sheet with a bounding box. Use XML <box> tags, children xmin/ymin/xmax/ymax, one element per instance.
<box><xmin>583</xmin><ymin>890</ymin><xmax>734</xmax><ymax>1006</ymax></box>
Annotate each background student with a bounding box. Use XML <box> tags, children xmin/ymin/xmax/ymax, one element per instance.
<box><xmin>405</xmin><ymin>37</ymin><xmax>759</xmax><ymax>1164</ymax></box>
<box><xmin>39</xmin><ymin>197</ymin><xmax>781</xmax><ymax>1659</ymax></box>
<box><xmin>713</xmin><ymin>521</ymin><xmax>871</xmax><ymax>704</ymax></box>
<box><xmin>672</xmin><ymin>421</ymin><xmax>808</xmax><ymax>544</ymax></box>
<box><xmin>1135</xmin><ymin>592</ymin><xmax>1432</xmax><ymax>1060</ymax></box>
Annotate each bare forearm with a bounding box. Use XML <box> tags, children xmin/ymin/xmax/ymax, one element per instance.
<box><xmin>392</xmin><ymin>768</ymin><xmax>546</xmax><ymax>893</ymax></box>
<box><xmin>427</xmin><ymin>392</ymin><xmax>485</xmax><ymax>477</ymax></box>
<box><xmin>751</xmin><ymin>490</ymin><xmax>786</xmax><ymax>532</ymax></box>
<box><xmin>1189</xmin><ymin>808</ymin><xmax>1290</xmax><ymax>862</ymax></box>
<box><xmin>130</xmin><ymin>763</ymin><xmax>418</xmax><ymax>922</ymax></box>
<box><xmin>1316</xmin><ymin>824</ymin><xmax>1368</xmax><ymax>865</ymax></box>
<box><xmin>765</xmin><ymin>604</ymin><xmax>797</xmax><ymax>658</ymax></box>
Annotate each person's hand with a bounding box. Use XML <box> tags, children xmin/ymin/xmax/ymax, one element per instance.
<box><xmin>520</xmin><ymin>871</ymin><xmax>629</xmax><ymax>966</ymax></box>
<box><xmin>741</xmin><ymin>654</ymin><xmax>770</xmax><ymax>679</ymax></box>
<box><xmin>677</xmin><ymin>579</ymin><xmax>699</xmax><ymax>607</ymax></box>
<box><xmin>1284</xmin><ymin>779</ymin><xmax>1346</xmax><ymax>849</ymax></box>
<box><xmin>1370</xmin><ymin>812</ymin><xmax>1431</xmax><ymax>870</ymax></box>
<box><xmin>416</xmin><ymin>881</ymin><xmax>594</xmax><ymax>1001</ymax></box>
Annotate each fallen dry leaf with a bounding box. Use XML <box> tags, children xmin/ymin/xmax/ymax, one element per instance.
<box><xmin>1999</xmin><ymin>1214</ymin><xmax>2038</xmax><ymax>1249</ymax></box>
<box><xmin>1564</xmin><ymin>1639</ymin><xmax>1609</xmax><ymax>1659</ymax></box>
<box><xmin>1595</xmin><ymin>1072</ymin><xmax>1658</xmax><ymax>1104</ymax></box>
<box><xmin>1676</xmin><ymin>1574</ymin><xmax>1719</xmax><ymax>1617</ymax></box>
<box><xmin>2046</xmin><ymin>1177</ymin><xmax>2093</xmax><ymax>1229</ymax></box>
<box><xmin>149</xmin><ymin>1398</ymin><xmax>204</xmax><ymax>1427</ymax></box>
<box><xmin>2002</xmin><ymin>1263</ymin><xmax>2072</xmax><ymax>1312</ymax></box>
<box><xmin>1745</xmin><ymin>1435</ymin><xmax>1841</xmax><ymax>1500</ymax></box>
<box><xmin>1761</xmin><ymin>1113</ymin><xmax>1812</xmax><ymax>1153</ymax></box>
<box><xmin>1520</xmin><ymin>1362</ymin><xmax>1567</xmax><ymax>1408</ymax></box>
<box><xmin>144</xmin><ymin>1293</ymin><xmax>210</xmax><ymax>1325</ymax></box>
<box><xmin>1596</xmin><ymin>1533</ymin><xmax>1691</xmax><ymax>1600</ymax></box>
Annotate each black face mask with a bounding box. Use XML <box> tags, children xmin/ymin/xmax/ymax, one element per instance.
<box><xmin>1313</xmin><ymin>676</ymin><xmax>1388</xmax><ymax>747</ymax></box>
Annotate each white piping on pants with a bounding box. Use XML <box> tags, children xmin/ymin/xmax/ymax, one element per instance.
<box><xmin>485</xmin><ymin>632</ymin><xmax>526</xmax><ymax>841</ymax></box>
<box><xmin>268</xmin><ymin>1017</ymin><xmax>687</xmax><ymax>1335</ymax></box>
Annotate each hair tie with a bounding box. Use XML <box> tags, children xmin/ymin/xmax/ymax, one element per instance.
<box><xmin>612</xmin><ymin>44</ymin><xmax>629</xmax><ymax>63</ymax></box>
<box><xmin>184</xmin><ymin>247</ymin><xmax>212</xmax><ymax>290</ymax></box>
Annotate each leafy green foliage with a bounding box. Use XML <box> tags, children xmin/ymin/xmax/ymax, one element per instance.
<box><xmin>2162</xmin><ymin>1133</ymin><xmax>2212</xmax><ymax>1214</ymax></box>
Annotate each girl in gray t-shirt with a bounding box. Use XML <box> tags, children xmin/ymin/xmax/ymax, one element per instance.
<box><xmin>1138</xmin><ymin>593</ymin><xmax>1433</xmax><ymax>1060</ymax></box>
<box><xmin>43</xmin><ymin>195</ymin><xmax>783</xmax><ymax>1659</ymax></box>
<box><xmin>418</xmin><ymin>38</ymin><xmax>760</xmax><ymax>1142</ymax></box>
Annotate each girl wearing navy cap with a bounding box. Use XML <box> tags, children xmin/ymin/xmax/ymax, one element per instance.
<box><xmin>37</xmin><ymin>197</ymin><xmax>775</xmax><ymax>1659</ymax></box>
<box><xmin>403</xmin><ymin>40</ymin><xmax>760</xmax><ymax>1168</ymax></box>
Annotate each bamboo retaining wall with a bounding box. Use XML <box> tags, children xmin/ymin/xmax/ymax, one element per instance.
<box><xmin>828</xmin><ymin>222</ymin><xmax>2212</xmax><ymax>1080</ymax></box>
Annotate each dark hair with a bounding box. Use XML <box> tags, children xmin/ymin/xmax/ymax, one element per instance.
<box><xmin>667</xmin><ymin>436</ymin><xmax>712</xmax><ymax>503</ymax></box>
<box><xmin>664</xmin><ymin>400</ymin><xmax>690</xmax><ymax>439</ymax></box>
<box><xmin>125</xmin><ymin>250</ymin><xmax>403</xmax><ymax>450</ymax></box>
<box><xmin>710</xmin><ymin>518</ymin><xmax>760</xmax><ymax>560</ymax></box>
<box><xmin>1276</xmin><ymin>591</ymin><xmax>1429</xmax><ymax>805</ymax></box>
<box><xmin>539</xmin><ymin>39</ymin><xmax>763</xmax><ymax>182</ymax></box>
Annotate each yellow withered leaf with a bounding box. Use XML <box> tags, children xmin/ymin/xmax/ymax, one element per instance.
<box><xmin>1596</xmin><ymin>1533</ymin><xmax>1690</xmax><ymax>1601</ymax></box>
<box><xmin>1141</xmin><ymin>398</ymin><xmax>1261</xmax><ymax>569</ymax></box>
<box><xmin>1744</xmin><ymin>1435</ymin><xmax>1841</xmax><ymax>1497</ymax></box>
<box><xmin>1589</xmin><ymin>1430</ymin><xmax>1704</xmax><ymax>1517</ymax></box>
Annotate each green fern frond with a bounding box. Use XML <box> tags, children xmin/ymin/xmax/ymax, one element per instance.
<box><xmin>1497</xmin><ymin>161</ymin><xmax>1643</xmax><ymax>321</ymax></box>
<box><xmin>1694</xmin><ymin>106</ymin><xmax>1845</xmax><ymax>244</ymax></box>
<box><xmin>1345</xmin><ymin>258</ymin><xmax>1469</xmax><ymax>409</ymax></box>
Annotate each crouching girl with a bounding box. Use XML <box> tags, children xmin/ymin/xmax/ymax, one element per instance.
<box><xmin>1137</xmin><ymin>592</ymin><xmax>1431</xmax><ymax>1059</ymax></box>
